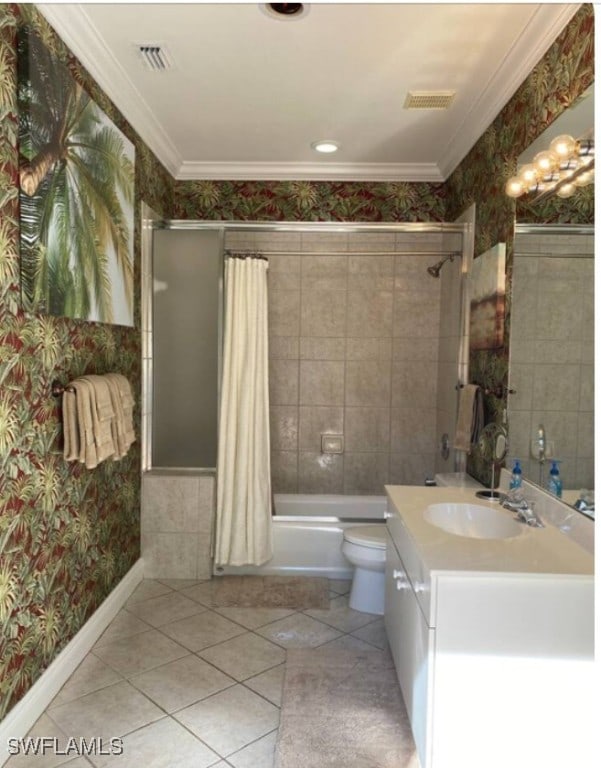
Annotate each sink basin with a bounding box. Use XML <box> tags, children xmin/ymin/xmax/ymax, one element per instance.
<box><xmin>424</xmin><ymin>503</ymin><xmax>523</xmax><ymax>540</ymax></box>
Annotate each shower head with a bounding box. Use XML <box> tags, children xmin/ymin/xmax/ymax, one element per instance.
<box><xmin>426</xmin><ymin>253</ymin><xmax>455</xmax><ymax>278</ymax></box>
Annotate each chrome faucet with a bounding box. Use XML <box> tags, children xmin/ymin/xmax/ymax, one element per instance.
<box><xmin>502</xmin><ymin>497</ymin><xmax>544</xmax><ymax>528</ymax></box>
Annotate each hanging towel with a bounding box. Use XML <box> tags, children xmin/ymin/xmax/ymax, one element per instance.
<box><xmin>70</xmin><ymin>378</ymin><xmax>98</xmax><ymax>468</ymax></box>
<box><xmin>80</xmin><ymin>375</ymin><xmax>117</xmax><ymax>464</ymax></box>
<box><xmin>105</xmin><ymin>373</ymin><xmax>135</xmax><ymax>453</ymax></box>
<box><xmin>454</xmin><ymin>384</ymin><xmax>484</xmax><ymax>453</ymax></box>
<box><xmin>62</xmin><ymin>388</ymin><xmax>80</xmax><ymax>461</ymax></box>
<box><xmin>63</xmin><ymin>373</ymin><xmax>134</xmax><ymax>467</ymax></box>
<box><xmin>105</xmin><ymin>373</ymin><xmax>136</xmax><ymax>457</ymax></box>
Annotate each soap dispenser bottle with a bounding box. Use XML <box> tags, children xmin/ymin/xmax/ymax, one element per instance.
<box><xmin>548</xmin><ymin>461</ymin><xmax>563</xmax><ymax>498</ymax></box>
<box><xmin>509</xmin><ymin>459</ymin><xmax>522</xmax><ymax>491</ymax></box>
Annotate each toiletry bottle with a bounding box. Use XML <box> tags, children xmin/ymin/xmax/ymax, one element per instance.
<box><xmin>509</xmin><ymin>459</ymin><xmax>522</xmax><ymax>491</ymax></box>
<box><xmin>548</xmin><ymin>461</ymin><xmax>562</xmax><ymax>498</ymax></box>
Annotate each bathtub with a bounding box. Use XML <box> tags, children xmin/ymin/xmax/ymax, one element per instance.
<box><xmin>216</xmin><ymin>493</ymin><xmax>387</xmax><ymax>579</ymax></box>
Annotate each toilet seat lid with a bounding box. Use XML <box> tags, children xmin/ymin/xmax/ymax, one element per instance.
<box><xmin>343</xmin><ymin>525</ymin><xmax>387</xmax><ymax>549</ymax></box>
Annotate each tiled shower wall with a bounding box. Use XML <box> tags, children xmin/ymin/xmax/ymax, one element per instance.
<box><xmin>226</xmin><ymin>230</ymin><xmax>461</xmax><ymax>495</ymax></box>
<box><xmin>508</xmin><ymin>230</ymin><xmax>594</xmax><ymax>490</ymax></box>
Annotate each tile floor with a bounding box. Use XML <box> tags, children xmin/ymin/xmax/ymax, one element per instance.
<box><xmin>8</xmin><ymin>578</ymin><xmax>388</xmax><ymax>767</ymax></box>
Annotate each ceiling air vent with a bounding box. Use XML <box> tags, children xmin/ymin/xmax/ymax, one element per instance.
<box><xmin>404</xmin><ymin>91</ymin><xmax>456</xmax><ymax>110</ymax></box>
<box><xmin>137</xmin><ymin>44</ymin><xmax>172</xmax><ymax>71</ymax></box>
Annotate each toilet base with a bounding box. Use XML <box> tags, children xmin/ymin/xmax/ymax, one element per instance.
<box><xmin>349</xmin><ymin>567</ymin><xmax>385</xmax><ymax>615</ymax></box>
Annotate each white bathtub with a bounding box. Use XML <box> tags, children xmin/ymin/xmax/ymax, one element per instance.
<box><xmin>216</xmin><ymin>493</ymin><xmax>387</xmax><ymax>579</ymax></box>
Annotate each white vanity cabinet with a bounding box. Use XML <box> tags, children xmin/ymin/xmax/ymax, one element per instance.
<box><xmin>384</xmin><ymin>535</ymin><xmax>433</xmax><ymax>767</ymax></box>
<box><xmin>384</xmin><ymin>487</ymin><xmax>595</xmax><ymax>768</ymax></box>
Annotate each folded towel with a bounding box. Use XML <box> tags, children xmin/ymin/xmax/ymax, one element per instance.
<box><xmin>62</xmin><ymin>373</ymin><xmax>134</xmax><ymax>467</ymax></box>
<box><xmin>454</xmin><ymin>384</ymin><xmax>483</xmax><ymax>453</ymax></box>
<box><xmin>105</xmin><ymin>373</ymin><xmax>135</xmax><ymax>454</ymax></box>
<box><xmin>71</xmin><ymin>378</ymin><xmax>98</xmax><ymax>468</ymax></box>
<box><xmin>62</xmin><ymin>389</ymin><xmax>79</xmax><ymax>461</ymax></box>
<box><xmin>80</xmin><ymin>375</ymin><xmax>117</xmax><ymax>464</ymax></box>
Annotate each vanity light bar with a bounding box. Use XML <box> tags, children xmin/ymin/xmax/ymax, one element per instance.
<box><xmin>505</xmin><ymin>135</ymin><xmax>594</xmax><ymax>199</ymax></box>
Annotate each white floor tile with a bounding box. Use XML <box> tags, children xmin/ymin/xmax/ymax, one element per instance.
<box><xmin>48</xmin><ymin>681</ymin><xmax>164</xmax><ymax>742</ymax></box>
<box><xmin>351</xmin><ymin>617</ymin><xmax>389</xmax><ymax>649</ymax></box>
<box><xmin>255</xmin><ymin>613</ymin><xmax>341</xmax><ymax>649</ymax></box>
<box><xmin>156</xmin><ymin>578</ymin><xmax>209</xmax><ymax>590</ymax></box>
<box><xmin>94</xmin><ymin>610</ymin><xmax>153</xmax><ymax>648</ymax></box>
<box><xmin>125</xmin><ymin>592</ymin><xmax>206</xmax><ymax>627</ymax></box>
<box><xmin>130</xmin><ymin>654</ymin><xmax>235</xmax><ymax>712</ymax></box>
<box><xmin>5</xmin><ymin>714</ymin><xmax>69</xmax><ymax>768</ymax></box>
<box><xmin>126</xmin><ymin>581</ymin><xmax>173</xmax><ymax>605</ymax></box>
<box><xmin>160</xmin><ymin>610</ymin><xmax>246</xmax><ymax>652</ymax></box>
<box><xmin>179</xmin><ymin>582</ymin><xmax>215</xmax><ymax>606</ymax></box>
<box><xmin>212</xmin><ymin>606</ymin><xmax>296</xmax><ymax>630</ymax></box>
<box><xmin>227</xmin><ymin>730</ymin><xmax>277</xmax><ymax>768</ymax></box>
<box><xmin>198</xmin><ymin>632</ymin><xmax>286</xmax><ymax>681</ymax></box>
<box><xmin>89</xmin><ymin>716</ymin><xmax>220</xmax><ymax>768</ymax></box>
<box><xmin>244</xmin><ymin>664</ymin><xmax>285</xmax><ymax>707</ymax></box>
<box><xmin>320</xmin><ymin>634</ymin><xmax>377</xmax><ymax>652</ymax></box>
<box><xmin>92</xmin><ymin>629</ymin><xmax>188</xmax><ymax>677</ymax></box>
<box><xmin>52</xmin><ymin>655</ymin><xmax>122</xmax><ymax>707</ymax></box>
<box><xmin>174</xmin><ymin>685</ymin><xmax>279</xmax><ymax>758</ymax></box>
<box><xmin>327</xmin><ymin>579</ymin><xmax>352</xmax><ymax>595</ymax></box>
<box><xmin>304</xmin><ymin>594</ymin><xmax>379</xmax><ymax>633</ymax></box>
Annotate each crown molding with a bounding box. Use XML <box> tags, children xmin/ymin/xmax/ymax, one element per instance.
<box><xmin>176</xmin><ymin>161</ymin><xmax>445</xmax><ymax>183</ymax></box>
<box><xmin>37</xmin><ymin>3</ymin><xmax>580</xmax><ymax>183</ymax></box>
<box><xmin>36</xmin><ymin>3</ymin><xmax>182</xmax><ymax>177</ymax></box>
<box><xmin>437</xmin><ymin>3</ymin><xmax>581</xmax><ymax>179</ymax></box>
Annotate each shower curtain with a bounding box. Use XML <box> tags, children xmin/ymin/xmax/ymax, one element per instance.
<box><xmin>215</xmin><ymin>255</ymin><xmax>273</xmax><ymax>566</ymax></box>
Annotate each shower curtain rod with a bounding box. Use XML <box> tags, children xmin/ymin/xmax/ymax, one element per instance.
<box><xmin>225</xmin><ymin>251</ymin><xmax>268</xmax><ymax>261</ymax></box>
<box><xmin>224</xmin><ymin>249</ymin><xmax>463</xmax><ymax>258</ymax></box>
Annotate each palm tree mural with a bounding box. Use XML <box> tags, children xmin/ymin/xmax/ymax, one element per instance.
<box><xmin>18</xmin><ymin>27</ymin><xmax>134</xmax><ymax>325</ymax></box>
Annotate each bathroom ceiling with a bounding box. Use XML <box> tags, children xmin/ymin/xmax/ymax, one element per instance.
<box><xmin>37</xmin><ymin>3</ymin><xmax>580</xmax><ymax>182</ymax></box>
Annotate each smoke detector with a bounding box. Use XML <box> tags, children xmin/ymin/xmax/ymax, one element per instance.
<box><xmin>136</xmin><ymin>44</ymin><xmax>172</xmax><ymax>71</ymax></box>
<box><xmin>404</xmin><ymin>91</ymin><xmax>456</xmax><ymax>110</ymax></box>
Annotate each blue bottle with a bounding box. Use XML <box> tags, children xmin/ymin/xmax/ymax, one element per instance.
<box><xmin>509</xmin><ymin>459</ymin><xmax>522</xmax><ymax>491</ymax></box>
<box><xmin>548</xmin><ymin>461</ymin><xmax>563</xmax><ymax>498</ymax></box>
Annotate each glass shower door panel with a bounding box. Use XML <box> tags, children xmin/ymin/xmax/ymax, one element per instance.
<box><xmin>152</xmin><ymin>229</ymin><xmax>221</xmax><ymax>468</ymax></box>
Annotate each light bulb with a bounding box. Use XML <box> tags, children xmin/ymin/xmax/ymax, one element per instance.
<box><xmin>534</xmin><ymin>150</ymin><xmax>559</xmax><ymax>175</ymax></box>
<box><xmin>549</xmin><ymin>134</ymin><xmax>578</xmax><ymax>159</ymax></box>
<box><xmin>573</xmin><ymin>170</ymin><xmax>594</xmax><ymax>187</ymax></box>
<box><xmin>505</xmin><ymin>177</ymin><xmax>525</xmax><ymax>198</ymax></box>
<box><xmin>518</xmin><ymin>163</ymin><xmax>540</xmax><ymax>186</ymax></box>
<box><xmin>556</xmin><ymin>182</ymin><xmax>576</xmax><ymax>198</ymax></box>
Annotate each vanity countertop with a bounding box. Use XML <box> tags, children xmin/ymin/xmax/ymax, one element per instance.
<box><xmin>385</xmin><ymin>485</ymin><xmax>593</xmax><ymax>579</ymax></box>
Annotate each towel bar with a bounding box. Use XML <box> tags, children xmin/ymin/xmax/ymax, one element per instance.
<box><xmin>51</xmin><ymin>380</ymin><xmax>75</xmax><ymax>397</ymax></box>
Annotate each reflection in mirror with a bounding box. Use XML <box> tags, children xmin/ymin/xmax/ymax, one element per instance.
<box><xmin>475</xmin><ymin>422</ymin><xmax>508</xmax><ymax>501</ymax></box>
<box><xmin>507</xmin><ymin>224</ymin><xmax>593</xmax><ymax>494</ymax></box>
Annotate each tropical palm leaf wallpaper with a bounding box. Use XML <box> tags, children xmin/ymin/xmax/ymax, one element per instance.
<box><xmin>0</xmin><ymin>3</ymin><xmax>172</xmax><ymax>720</ymax></box>
<box><xmin>17</xmin><ymin>25</ymin><xmax>135</xmax><ymax>326</ymax></box>
<box><xmin>0</xmin><ymin>1</ymin><xmax>593</xmax><ymax>721</ymax></box>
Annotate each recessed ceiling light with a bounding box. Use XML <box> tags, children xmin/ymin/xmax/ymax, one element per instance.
<box><xmin>311</xmin><ymin>140</ymin><xmax>340</xmax><ymax>154</ymax></box>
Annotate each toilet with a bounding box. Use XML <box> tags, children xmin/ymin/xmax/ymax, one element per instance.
<box><xmin>342</xmin><ymin>524</ymin><xmax>387</xmax><ymax>615</ymax></box>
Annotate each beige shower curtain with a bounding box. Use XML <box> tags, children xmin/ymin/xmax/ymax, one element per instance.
<box><xmin>215</xmin><ymin>255</ymin><xmax>273</xmax><ymax>566</ymax></box>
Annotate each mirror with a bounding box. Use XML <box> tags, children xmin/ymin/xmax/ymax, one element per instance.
<box><xmin>507</xmin><ymin>86</ymin><xmax>594</xmax><ymax>500</ymax></box>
